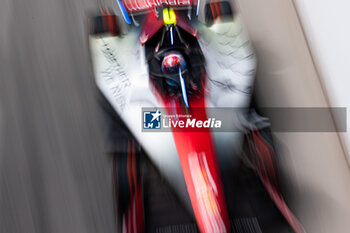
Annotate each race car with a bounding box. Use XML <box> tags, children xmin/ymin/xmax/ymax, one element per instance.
<box><xmin>87</xmin><ymin>1</ymin><xmax>305</xmax><ymax>232</ymax></box>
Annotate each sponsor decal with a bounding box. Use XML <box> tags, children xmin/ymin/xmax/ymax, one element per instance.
<box><xmin>124</xmin><ymin>0</ymin><xmax>192</xmax><ymax>12</ymax></box>
<box><xmin>100</xmin><ymin>40</ymin><xmax>131</xmax><ymax>111</ymax></box>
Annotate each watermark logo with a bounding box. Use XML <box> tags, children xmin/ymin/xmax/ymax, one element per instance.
<box><xmin>143</xmin><ymin>110</ymin><xmax>161</xmax><ymax>129</ymax></box>
<box><xmin>141</xmin><ymin>107</ymin><xmax>346</xmax><ymax>132</ymax></box>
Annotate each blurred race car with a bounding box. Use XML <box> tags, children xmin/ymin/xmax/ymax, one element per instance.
<box><xmin>87</xmin><ymin>1</ymin><xmax>305</xmax><ymax>232</ymax></box>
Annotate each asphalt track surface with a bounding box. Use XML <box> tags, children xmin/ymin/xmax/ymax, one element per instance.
<box><xmin>0</xmin><ymin>0</ymin><xmax>124</xmax><ymax>232</ymax></box>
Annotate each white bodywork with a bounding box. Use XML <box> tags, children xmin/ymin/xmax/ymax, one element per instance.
<box><xmin>89</xmin><ymin>17</ymin><xmax>256</xmax><ymax>214</ymax></box>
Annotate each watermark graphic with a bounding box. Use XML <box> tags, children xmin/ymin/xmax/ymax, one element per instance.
<box><xmin>143</xmin><ymin>110</ymin><xmax>162</xmax><ymax>129</ymax></box>
<box><xmin>142</xmin><ymin>107</ymin><xmax>347</xmax><ymax>132</ymax></box>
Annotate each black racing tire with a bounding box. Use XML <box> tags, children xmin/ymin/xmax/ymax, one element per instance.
<box><xmin>96</xmin><ymin>91</ymin><xmax>145</xmax><ymax>233</ymax></box>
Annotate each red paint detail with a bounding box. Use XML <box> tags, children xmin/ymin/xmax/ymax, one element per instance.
<box><xmin>106</xmin><ymin>16</ymin><xmax>113</xmax><ymax>35</ymax></box>
<box><xmin>169</xmin><ymin>98</ymin><xmax>229</xmax><ymax>233</ymax></box>
<box><xmin>177</xmin><ymin>16</ymin><xmax>199</xmax><ymax>38</ymax></box>
<box><xmin>248</xmin><ymin>131</ymin><xmax>305</xmax><ymax>233</ymax></box>
<box><xmin>154</xmin><ymin>76</ymin><xmax>229</xmax><ymax>232</ymax></box>
<box><xmin>214</xmin><ymin>2</ymin><xmax>220</xmax><ymax>20</ymax></box>
<box><xmin>123</xmin><ymin>141</ymin><xmax>145</xmax><ymax>233</ymax></box>
<box><xmin>121</xmin><ymin>0</ymin><xmax>195</xmax><ymax>13</ymax></box>
<box><xmin>100</xmin><ymin>7</ymin><xmax>105</xmax><ymax>16</ymax></box>
<box><xmin>140</xmin><ymin>12</ymin><xmax>164</xmax><ymax>45</ymax></box>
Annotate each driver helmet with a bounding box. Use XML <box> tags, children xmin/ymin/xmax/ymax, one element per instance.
<box><xmin>161</xmin><ymin>51</ymin><xmax>187</xmax><ymax>76</ymax></box>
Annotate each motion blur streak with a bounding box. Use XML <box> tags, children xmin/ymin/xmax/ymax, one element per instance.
<box><xmin>188</xmin><ymin>152</ymin><xmax>226</xmax><ymax>233</ymax></box>
<box><xmin>247</xmin><ymin>129</ymin><xmax>305</xmax><ymax>233</ymax></box>
<box><xmin>0</xmin><ymin>0</ymin><xmax>119</xmax><ymax>232</ymax></box>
